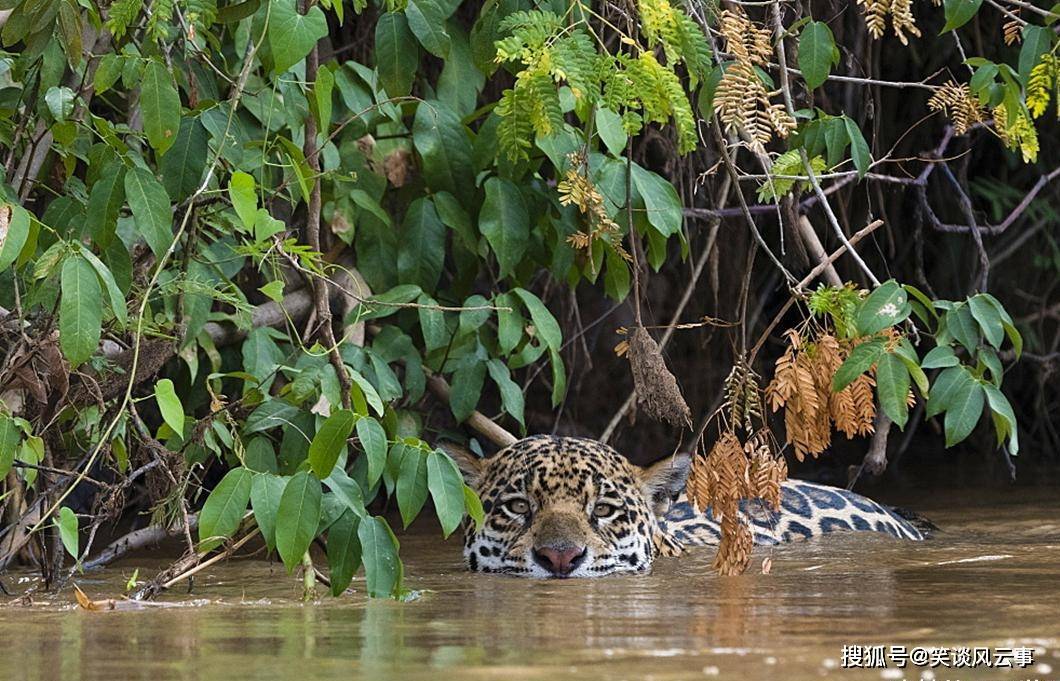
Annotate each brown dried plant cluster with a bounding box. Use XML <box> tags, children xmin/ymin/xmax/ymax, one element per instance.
<box><xmin>1003</xmin><ymin>10</ymin><xmax>1022</xmax><ymax>45</ymax></box>
<box><xmin>765</xmin><ymin>329</ymin><xmax>878</xmax><ymax>461</ymax></box>
<box><xmin>857</xmin><ymin>0</ymin><xmax>933</xmax><ymax>44</ymax></box>
<box><xmin>928</xmin><ymin>81</ymin><xmax>988</xmax><ymax>135</ymax></box>
<box><xmin>687</xmin><ymin>431</ymin><xmax>787</xmax><ymax>575</ymax></box>
<box><xmin>715</xmin><ymin>9</ymin><xmax>796</xmax><ymax>145</ymax></box>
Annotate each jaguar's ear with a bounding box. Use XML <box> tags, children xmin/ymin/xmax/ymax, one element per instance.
<box><xmin>638</xmin><ymin>453</ymin><xmax>691</xmax><ymax>517</ymax></box>
<box><xmin>437</xmin><ymin>441</ymin><xmax>484</xmax><ymax>488</ymax></box>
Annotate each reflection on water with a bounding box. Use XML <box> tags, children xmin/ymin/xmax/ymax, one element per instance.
<box><xmin>3</xmin><ymin>490</ymin><xmax>1060</xmax><ymax>680</ymax></box>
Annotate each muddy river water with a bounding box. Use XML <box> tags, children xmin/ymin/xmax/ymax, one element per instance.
<box><xmin>2</xmin><ymin>489</ymin><xmax>1059</xmax><ymax>681</ymax></box>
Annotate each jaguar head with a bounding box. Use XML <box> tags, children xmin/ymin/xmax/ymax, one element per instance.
<box><xmin>448</xmin><ymin>435</ymin><xmax>689</xmax><ymax>578</ymax></box>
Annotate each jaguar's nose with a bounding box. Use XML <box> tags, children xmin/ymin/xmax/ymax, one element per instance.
<box><xmin>532</xmin><ymin>544</ymin><xmax>587</xmax><ymax>577</ymax></box>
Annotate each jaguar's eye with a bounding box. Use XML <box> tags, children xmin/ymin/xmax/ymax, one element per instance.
<box><xmin>503</xmin><ymin>498</ymin><xmax>530</xmax><ymax>515</ymax></box>
<box><xmin>593</xmin><ymin>502</ymin><xmax>618</xmax><ymax>518</ymax></box>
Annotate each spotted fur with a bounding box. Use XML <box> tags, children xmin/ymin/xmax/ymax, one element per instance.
<box><xmin>450</xmin><ymin>435</ymin><xmax>926</xmax><ymax>578</ymax></box>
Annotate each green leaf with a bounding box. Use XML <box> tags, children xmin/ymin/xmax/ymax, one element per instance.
<box><xmin>276</xmin><ymin>471</ymin><xmax>323</xmax><ymax>573</ymax></box>
<box><xmin>946</xmin><ymin>304</ymin><xmax>981</xmax><ymax>353</ymax></box>
<box><xmin>496</xmin><ymin>292</ymin><xmax>523</xmax><ymax>355</ymax></box>
<box><xmin>251</xmin><ymin>473</ymin><xmax>286</xmax><ymax>551</ymax></box>
<box><xmin>327</xmin><ymin>509</ymin><xmax>361</xmax><ymax>596</ymax></box>
<box><xmin>309</xmin><ymin>409</ymin><xmax>356</xmax><ymax>479</ymax></box>
<box><xmin>1019</xmin><ymin>26</ymin><xmax>1052</xmax><ymax>84</ymax></box>
<box><xmin>268</xmin><ymin>0</ymin><xmax>329</xmax><ymax>75</ymax></box>
<box><xmin>1002</xmin><ymin>321</ymin><xmax>1022</xmax><ymax>358</ymax></box>
<box><xmin>595</xmin><ymin>107</ymin><xmax>628</xmax><ymax>156</ymax></box>
<box><xmin>94</xmin><ymin>53</ymin><xmax>122</xmax><ymax>94</ymax></box>
<box><xmin>944</xmin><ymin>380</ymin><xmax>984</xmax><ymax>446</ymax></box>
<box><xmin>450</xmin><ymin>360</ymin><xmax>486</xmax><ymax>422</ymax></box>
<box><xmin>57</xmin><ymin>507</ymin><xmax>78</xmax><ymax>558</ymax></box>
<box><xmin>60</xmin><ymin>255</ymin><xmax>102</xmax><ymax>367</ymax></box>
<box><xmin>427</xmin><ymin>449</ymin><xmax>465</xmax><ymax>537</ymax></box>
<box><xmin>350</xmin><ymin>371</ymin><xmax>385</xmax><ymax>416</ymax></box>
<box><xmin>324</xmin><ymin>466</ymin><xmax>367</xmax><ymax>519</ymax></box>
<box><xmin>855</xmin><ymin>280</ymin><xmax>909</xmax><ymax>335</ymax></box>
<box><xmin>512</xmin><ymin>288</ymin><xmax>562</xmax><ymax>351</ymax></box>
<box><xmin>355</xmin><ymin>416</ymin><xmax>388</xmax><ymax>488</ymax></box>
<box><xmin>843</xmin><ymin>116</ymin><xmax>871</xmax><ymax>178</ymax></box>
<box><xmin>487</xmin><ymin>358</ymin><xmax>525</xmax><ymax>428</ymax></box>
<box><xmin>349</xmin><ymin>189</ymin><xmax>391</xmax><ymax>227</ymax></box>
<box><xmin>417</xmin><ymin>294</ymin><xmax>448</xmax><ymax>352</ymax></box>
<box><xmin>921</xmin><ymin>345</ymin><xmax>959</xmax><ymax>369</ymax></box>
<box><xmin>479</xmin><ymin>178</ymin><xmax>529</xmax><ymax>278</ymax></box>
<box><xmin>198</xmin><ymin>467</ymin><xmax>253</xmax><ymax>551</ymax></box>
<box><xmin>396</xmin><ymin>446</ymin><xmax>429</xmax><ymax>528</ymax></box>
<box><xmin>926</xmin><ymin>366</ymin><xmax>969</xmax><ymax>418</ymax></box>
<box><xmin>141</xmin><ymin>61</ymin><xmax>181</xmax><ymax>156</ymax></box>
<box><xmin>154</xmin><ymin>378</ymin><xmax>185</xmax><ymax>436</ymax></box>
<box><xmin>45</xmin><ymin>87</ymin><xmax>75</xmax><ymax>122</ymax></box>
<box><xmin>413</xmin><ymin>100</ymin><xmax>474</xmax><ymax>205</ymax></box>
<box><xmin>943</xmin><ymin>0</ymin><xmax>983</xmax><ymax>32</ymax></box>
<box><xmin>798</xmin><ymin>21</ymin><xmax>836</xmax><ymax>90</ymax></box>
<box><xmin>876</xmin><ymin>352</ymin><xmax>911</xmax><ymax>428</ymax></box>
<box><xmin>983</xmin><ymin>383</ymin><xmax>1019</xmax><ymax>455</ymax></box>
<box><xmin>124</xmin><ymin>167</ymin><xmax>173</xmax><ymax>259</ymax></box>
<box><xmin>832</xmin><ymin>338</ymin><xmax>885</xmax><ymax>391</ymax></box>
<box><xmin>549</xmin><ymin>347</ymin><xmax>567</xmax><ymax>407</ymax></box>
<box><xmin>631</xmin><ymin>165</ymin><xmax>683</xmax><ymax>237</ymax></box>
<box><xmin>0</xmin><ymin>203</ymin><xmax>31</xmax><ymax>272</ymax></box>
<box><xmin>358</xmin><ymin>516</ymin><xmax>402</xmax><ymax>598</ymax></box>
<box><xmin>313</xmin><ymin>64</ymin><xmax>334</xmax><ymax>131</ymax></box>
<box><xmin>0</xmin><ymin>415</ymin><xmax>20</xmax><ymax>478</ymax></box>
<box><xmin>463</xmin><ymin>484</ymin><xmax>484</xmax><ymax>530</ymax></box>
<box><xmin>375</xmin><ymin>12</ymin><xmax>419</xmax><ymax>97</ymax></box>
<box><xmin>397</xmin><ymin>198</ymin><xmax>446</xmax><ymax>291</ymax></box>
<box><xmin>85</xmin><ymin>165</ymin><xmax>126</xmax><ymax>247</ymax></box>
<box><xmin>228</xmin><ymin>171</ymin><xmax>258</xmax><ymax>231</ymax></box>
<box><xmin>245</xmin><ymin>399</ymin><xmax>301</xmax><ymax>434</ymax></box>
<box><xmin>406</xmin><ymin>0</ymin><xmax>451</xmax><ymax>58</ymax></box>
<box><xmin>76</xmin><ymin>245</ymin><xmax>128</xmax><ymax>328</ymax></box>
<box><xmin>968</xmin><ymin>294</ymin><xmax>1004</xmax><ymax>349</ymax></box>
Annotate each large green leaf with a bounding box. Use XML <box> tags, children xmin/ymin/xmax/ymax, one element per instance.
<box><xmin>355</xmin><ymin>416</ymin><xmax>388</xmax><ymax>488</ymax></box>
<box><xmin>141</xmin><ymin>60</ymin><xmax>181</xmax><ymax>156</ymax></box>
<box><xmin>57</xmin><ymin>507</ymin><xmax>79</xmax><ymax>558</ymax></box>
<box><xmin>228</xmin><ymin>171</ymin><xmax>258</xmax><ymax>231</ymax></box>
<box><xmin>983</xmin><ymin>383</ymin><xmax>1019</xmax><ymax>455</ymax></box>
<box><xmin>276</xmin><ymin>471</ymin><xmax>323</xmax><ymax>573</ymax></box>
<box><xmin>942</xmin><ymin>0</ymin><xmax>983</xmax><ymax>32</ymax></box>
<box><xmin>397</xmin><ymin>198</ymin><xmax>446</xmax><ymax>291</ymax></box>
<box><xmin>412</xmin><ymin>100</ymin><xmax>474</xmax><ymax>204</ymax></box>
<box><xmin>479</xmin><ymin>178</ymin><xmax>529</xmax><ymax>278</ymax></box>
<box><xmin>85</xmin><ymin>165</ymin><xmax>126</xmax><ymax>247</ymax></box>
<box><xmin>375</xmin><ymin>12</ymin><xmax>418</xmax><ymax>97</ymax></box>
<box><xmin>309</xmin><ymin>409</ymin><xmax>356</xmax><ymax>479</ymax></box>
<box><xmin>832</xmin><ymin>338</ymin><xmax>885</xmax><ymax>391</ymax></box>
<box><xmin>843</xmin><ymin>116</ymin><xmax>871</xmax><ymax>178</ymax></box>
<box><xmin>968</xmin><ymin>294</ymin><xmax>1004</xmax><ymax>349</ymax></box>
<box><xmin>631</xmin><ymin>165</ymin><xmax>682</xmax><ymax>237</ymax></box>
<box><xmin>946</xmin><ymin>304</ymin><xmax>981</xmax><ymax>353</ymax></box>
<box><xmin>0</xmin><ymin>415</ymin><xmax>21</xmax><ymax>478</ymax></box>
<box><xmin>513</xmin><ymin>288</ymin><xmax>562</xmax><ymax>351</ymax></box>
<box><xmin>427</xmin><ymin>449</ymin><xmax>465</xmax><ymax>537</ymax></box>
<box><xmin>198</xmin><ymin>467</ymin><xmax>253</xmax><ymax>551</ymax></box>
<box><xmin>855</xmin><ymin>280</ymin><xmax>909</xmax><ymax>335</ymax></box>
<box><xmin>124</xmin><ymin>167</ymin><xmax>173</xmax><ymax>259</ymax></box>
<box><xmin>798</xmin><ymin>21</ymin><xmax>836</xmax><ymax>90</ymax></box>
<box><xmin>450</xmin><ymin>360</ymin><xmax>486</xmax><ymax>422</ymax></box>
<box><xmin>926</xmin><ymin>365</ymin><xmax>969</xmax><ymax>418</ymax></box>
<box><xmin>358</xmin><ymin>516</ymin><xmax>402</xmax><ymax>598</ymax></box>
<box><xmin>1018</xmin><ymin>25</ymin><xmax>1052</xmax><ymax>84</ymax></box>
<box><xmin>396</xmin><ymin>446</ymin><xmax>429</xmax><ymax>528</ymax></box>
<box><xmin>161</xmin><ymin>118</ymin><xmax>208</xmax><ymax>201</ymax></box>
<box><xmin>595</xmin><ymin>107</ymin><xmax>627</xmax><ymax>156</ymax></box>
<box><xmin>251</xmin><ymin>473</ymin><xmax>286</xmax><ymax>551</ymax></box>
<box><xmin>0</xmin><ymin>203</ymin><xmax>30</xmax><ymax>272</ymax></box>
<box><xmin>944</xmin><ymin>380</ymin><xmax>984</xmax><ymax>446</ymax></box>
<box><xmin>327</xmin><ymin>510</ymin><xmax>362</xmax><ymax>596</ymax></box>
<box><xmin>876</xmin><ymin>352</ymin><xmax>911</xmax><ymax>429</ymax></box>
<box><xmin>486</xmin><ymin>358</ymin><xmax>525</xmax><ymax>428</ymax></box>
<box><xmin>406</xmin><ymin>0</ymin><xmax>451</xmax><ymax>57</ymax></box>
<box><xmin>59</xmin><ymin>255</ymin><xmax>102</xmax><ymax>367</ymax></box>
<box><xmin>268</xmin><ymin>0</ymin><xmax>328</xmax><ymax>75</ymax></box>
<box><xmin>154</xmin><ymin>378</ymin><xmax>185</xmax><ymax>436</ymax></box>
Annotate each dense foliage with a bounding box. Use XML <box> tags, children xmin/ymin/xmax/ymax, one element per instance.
<box><xmin>0</xmin><ymin>0</ymin><xmax>1055</xmax><ymax>594</ymax></box>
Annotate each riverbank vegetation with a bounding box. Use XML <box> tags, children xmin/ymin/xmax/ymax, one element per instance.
<box><xmin>0</xmin><ymin>0</ymin><xmax>1055</xmax><ymax>596</ymax></box>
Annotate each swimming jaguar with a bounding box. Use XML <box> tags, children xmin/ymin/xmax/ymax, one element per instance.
<box><xmin>447</xmin><ymin>434</ymin><xmax>928</xmax><ymax>578</ymax></box>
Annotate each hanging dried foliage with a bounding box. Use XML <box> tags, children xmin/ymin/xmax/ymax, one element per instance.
<box><xmin>714</xmin><ymin>9</ymin><xmax>796</xmax><ymax>146</ymax></box>
<box><xmin>928</xmin><ymin>81</ymin><xmax>989</xmax><ymax>135</ymax></box>
<box><xmin>559</xmin><ymin>152</ymin><xmax>630</xmax><ymax>267</ymax></box>
<box><xmin>857</xmin><ymin>0</ymin><xmax>931</xmax><ymax>44</ymax></box>
<box><xmin>765</xmin><ymin>330</ymin><xmax>878</xmax><ymax>461</ymax></box>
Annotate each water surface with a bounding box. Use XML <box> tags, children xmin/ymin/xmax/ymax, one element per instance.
<box><xmin>3</xmin><ymin>490</ymin><xmax>1059</xmax><ymax>680</ymax></box>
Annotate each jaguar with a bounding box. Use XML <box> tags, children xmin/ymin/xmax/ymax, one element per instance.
<box><xmin>448</xmin><ymin>434</ymin><xmax>929</xmax><ymax>578</ymax></box>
